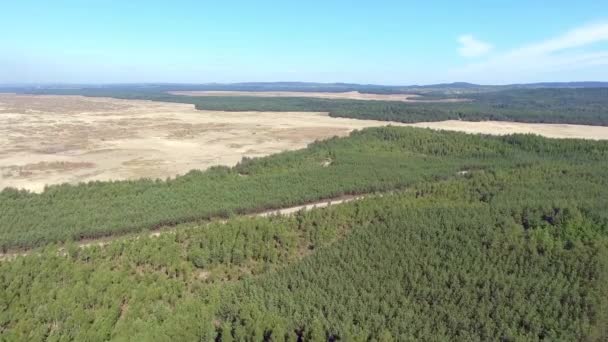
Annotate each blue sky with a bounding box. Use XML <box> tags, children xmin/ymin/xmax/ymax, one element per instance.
<box><xmin>1</xmin><ymin>0</ymin><xmax>607</xmax><ymax>84</ymax></box>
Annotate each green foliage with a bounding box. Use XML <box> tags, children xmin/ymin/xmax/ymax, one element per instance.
<box><xmin>1</xmin><ymin>127</ymin><xmax>607</xmax><ymax>340</ymax></box>
<box><xmin>185</xmin><ymin>88</ymin><xmax>608</xmax><ymax>125</ymax></box>
<box><xmin>26</xmin><ymin>87</ymin><xmax>608</xmax><ymax>125</ymax></box>
<box><xmin>3</xmin><ymin>127</ymin><xmax>608</xmax><ymax>250</ymax></box>
<box><xmin>215</xmin><ymin>163</ymin><xmax>608</xmax><ymax>341</ymax></box>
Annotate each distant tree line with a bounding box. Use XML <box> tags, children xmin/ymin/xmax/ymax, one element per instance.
<box><xmin>24</xmin><ymin>87</ymin><xmax>608</xmax><ymax>125</ymax></box>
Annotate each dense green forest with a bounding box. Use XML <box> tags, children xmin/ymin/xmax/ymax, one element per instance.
<box><xmin>0</xmin><ymin>127</ymin><xmax>475</xmax><ymax>249</ymax></box>
<box><xmin>21</xmin><ymin>87</ymin><xmax>608</xmax><ymax>125</ymax></box>
<box><xmin>1</xmin><ymin>133</ymin><xmax>607</xmax><ymax>340</ymax></box>
<box><xmin>187</xmin><ymin>88</ymin><xmax>608</xmax><ymax>125</ymax></box>
<box><xmin>4</xmin><ymin>126</ymin><xmax>608</xmax><ymax>250</ymax></box>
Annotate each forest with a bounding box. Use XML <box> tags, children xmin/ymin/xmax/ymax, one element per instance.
<box><xmin>3</xmin><ymin>126</ymin><xmax>608</xmax><ymax>250</ymax></box>
<box><xmin>186</xmin><ymin>87</ymin><xmax>608</xmax><ymax>125</ymax></box>
<box><xmin>0</xmin><ymin>127</ymin><xmax>607</xmax><ymax>340</ymax></box>
<box><xmin>20</xmin><ymin>86</ymin><xmax>608</xmax><ymax>125</ymax></box>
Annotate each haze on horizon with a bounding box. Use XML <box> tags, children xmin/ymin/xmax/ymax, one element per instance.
<box><xmin>2</xmin><ymin>0</ymin><xmax>608</xmax><ymax>85</ymax></box>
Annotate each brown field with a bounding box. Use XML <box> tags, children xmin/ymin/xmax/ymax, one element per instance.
<box><xmin>0</xmin><ymin>94</ymin><xmax>405</xmax><ymax>192</ymax></box>
<box><xmin>168</xmin><ymin>90</ymin><xmax>469</xmax><ymax>102</ymax></box>
<box><xmin>2</xmin><ymin>93</ymin><xmax>608</xmax><ymax>193</ymax></box>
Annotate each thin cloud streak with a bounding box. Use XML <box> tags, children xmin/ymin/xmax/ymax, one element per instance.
<box><xmin>451</xmin><ymin>21</ymin><xmax>608</xmax><ymax>82</ymax></box>
<box><xmin>457</xmin><ymin>35</ymin><xmax>492</xmax><ymax>57</ymax></box>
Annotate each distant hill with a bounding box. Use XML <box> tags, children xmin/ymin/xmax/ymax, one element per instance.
<box><xmin>3</xmin><ymin>81</ymin><xmax>608</xmax><ymax>96</ymax></box>
<box><xmin>409</xmin><ymin>82</ymin><xmax>481</xmax><ymax>89</ymax></box>
<box><xmin>508</xmin><ymin>82</ymin><xmax>608</xmax><ymax>88</ymax></box>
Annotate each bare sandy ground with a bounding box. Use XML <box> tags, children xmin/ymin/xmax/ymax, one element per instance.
<box><xmin>168</xmin><ymin>90</ymin><xmax>469</xmax><ymax>102</ymax></box>
<box><xmin>405</xmin><ymin>120</ymin><xmax>608</xmax><ymax>140</ymax></box>
<box><xmin>0</xmin><ymin>94</ymin><xmax>405</xmax><ymax>192</ymax></box>
<box><xmin>2</xmin><ymin>94</ymin><xmax>608</xmax><ymax>193</ymax></box>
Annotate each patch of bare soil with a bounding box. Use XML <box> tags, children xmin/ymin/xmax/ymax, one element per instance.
<box><xmin>168</xmin><ymin>90</ymin><xmax>470</xmax><ymax>103</ymax></box>
<box><xmin>404</xmin><ymin>120</ymin><xmax>608</xmax><ymax>140</ymax></box>
<box><xmin>2</xmin><ymin>161</ymin><xmax>95</xmax><ymax>178</ymax></box>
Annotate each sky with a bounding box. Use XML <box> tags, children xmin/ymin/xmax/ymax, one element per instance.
<box><xmin>1</xmin><ymin>0</ymin><xmax>608</xmax><ymax>85</ymax></box>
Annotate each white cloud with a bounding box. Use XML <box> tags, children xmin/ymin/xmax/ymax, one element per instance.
<box><xmin>518</xmin><ymin>22</ymin><xmax>608</xmax><ymax>55</ymax></box>
<box><xmin>457</xmin><ymin>35</ymin><xmax>493</xmax><ymax>57</ymax></box>
<box><xmin>451</xmin><ymin>22</ymin><xmax>608</xmax><ymax>83</ymax></box>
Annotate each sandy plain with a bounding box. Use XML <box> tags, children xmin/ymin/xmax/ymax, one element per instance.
<box><xmin>0</xmin><ymin>94</ymin><xmax>406</xmax><ymax>192</ymax></box>
<box><xmin>2</xmin><ymin>93</ymin><xmax>608</xmax><ymax>192</ymax></box>
<box><xmin>168</xmin><ymin>90</ymin><xmax>469</xmax><ymax>102</ymax></box>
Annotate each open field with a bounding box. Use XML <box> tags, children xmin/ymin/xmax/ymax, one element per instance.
<box><xmin>0</xmin><ymin>94</ymin><xmax>404</xmax><ymax>192</ymax></box>
<box><xmin>168</xmin><ymin>90</ymin><xmax>469</xmax><ymax>102</ymax></box>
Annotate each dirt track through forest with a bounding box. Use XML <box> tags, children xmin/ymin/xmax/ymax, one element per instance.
<box><xmin>3</xmin><ymin>94</ymin><xmax>608</xmax><ymax>259</ymax></box>
<box><xmin>0</xmin><ymin>194</ymin><xmax>366</xmax><ymax>260</ymax></box>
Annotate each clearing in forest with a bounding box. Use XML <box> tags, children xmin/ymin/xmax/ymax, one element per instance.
<box><xmin>406</xmin><ymin>120</ymin><xmax>608</xmax><ymax>140</ymax></box>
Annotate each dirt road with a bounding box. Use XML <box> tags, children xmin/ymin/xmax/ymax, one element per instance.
<box><xmin>0</xmin><ymin>194</ymin><xmax>366</xmax><ymax>260</ymax></box>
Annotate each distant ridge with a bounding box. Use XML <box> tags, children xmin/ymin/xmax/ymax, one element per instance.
<box><xmin>4</xmin><ymin>81</ymin><xmax>608</xmax><ymax>89</ymax></box>
<box><xmin>3</xmin><ymin>81</ymin><xmax>608</xmax><ymax>95</ymax></box>
<box><xmin>411</xmin><ymin>82</ymin><xmax>480</xmax><ymax>89</ymax></box>
<box><xmin>509</xmin><ymin>82</ymin><xmax>608</xmax><ymax>88</ymax></box>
